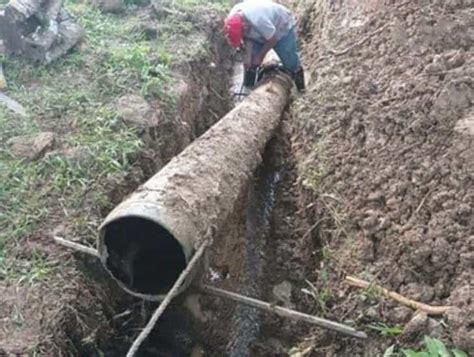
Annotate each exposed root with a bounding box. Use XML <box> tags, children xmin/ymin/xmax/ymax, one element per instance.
<box><xmin>345</xmin><ymin>276</ymin><xmax>453</xmax><ymax>315</ymax></box>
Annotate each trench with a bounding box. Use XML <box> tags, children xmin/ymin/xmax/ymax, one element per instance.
<box><xmin>227</xmin><ymin>140</ymin><xmax>281</xmax><ymax>356</ymax></box>
<box><xmin>83</xmin><ymin>56</ymin><xmax>310</xmax><ymax>356</ymax></box>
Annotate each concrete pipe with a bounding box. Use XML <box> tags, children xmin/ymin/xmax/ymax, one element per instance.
<box><xmin>98</xmin><ymin>72</ymin><xmax>293</xmax><ymax>301</ymax></box>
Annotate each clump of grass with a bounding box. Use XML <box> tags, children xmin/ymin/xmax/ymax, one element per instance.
<box><xmin>301</xmin><ymin>246</ymin><xmax>334</xmax><ymax>317</ymax></box>
<box><xmin>368</xmin><ymin>322</ymin><xmax>403</xmax><ymax>337</ymax></box>
<box><xmin>383</xmin><ymin>336</ymin><xmax>468</xmax><ymax>357</ymax></box>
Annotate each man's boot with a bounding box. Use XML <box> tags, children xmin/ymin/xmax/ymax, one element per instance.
<box><xmin>294</xmin><ymin>67</ymin><xmax>305</xmax><ymax>92</ymax></box>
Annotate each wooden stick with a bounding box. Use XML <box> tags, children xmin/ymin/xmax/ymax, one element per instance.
<box><xmin>126</xmin><ymin>240</ymin><xmax>210</xmax><ymax>357</ymax></box>
<box><xmin>199</xmin><ymin>284</ymin><xmax>367</xmax><ymax>339</ymax></box>
<box><xmin>53</xmin><ymin>236</ymin><xmax>100</xmax><ymax>258</ymax></box>
<box><xmin>345</xmin><ymin>276</ymin><xmax>452</xmax><ymax>315</ymax></box>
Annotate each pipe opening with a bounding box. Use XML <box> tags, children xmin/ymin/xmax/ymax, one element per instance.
<box><xmin>102</xmin><ymin>216</ymin><xmax>187</xmax><ymax>295</ymax></box>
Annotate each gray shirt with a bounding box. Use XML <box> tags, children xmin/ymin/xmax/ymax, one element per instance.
<box><xmin>230</xmin><ymin>0</ymin><xmax>295</xmax><ymax>43</ymax></box>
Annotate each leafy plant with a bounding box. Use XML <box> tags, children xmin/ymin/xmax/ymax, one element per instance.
<box><xmin>383</xmin><ymin>337</ymin><xmax>468</xmax><ymax>357</ymax></box>
<box><xmin>402</xmin><ymin>337</ymin><xmax>468</xmax><ymax>357</ymax></box>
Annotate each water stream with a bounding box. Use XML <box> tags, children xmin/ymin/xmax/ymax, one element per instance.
<box><xmin>227</xmin><ymin>62</ymin><xmax>281</xmax><ymax>355</ymax></box>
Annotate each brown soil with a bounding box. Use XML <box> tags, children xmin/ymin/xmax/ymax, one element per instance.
<box><xmin>290</xmin><ymin>0</ymin><xmax>474</xmax><ymax>354</ymax></box>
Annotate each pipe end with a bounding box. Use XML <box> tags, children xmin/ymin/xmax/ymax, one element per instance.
<box><xmin>100</xmin><ymin>216</ymin><xmax>187</xmax><ymax>297</ymax></box>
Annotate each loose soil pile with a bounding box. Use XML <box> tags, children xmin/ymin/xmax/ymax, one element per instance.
<box><xmin>291</xmin><ymin>0</ymin><xmax>473</xmax><ymax>354</ymax></box>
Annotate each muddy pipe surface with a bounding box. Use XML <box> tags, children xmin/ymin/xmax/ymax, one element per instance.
<box><xmin>98</xmin><ymin>72</ymin><xmax>293</xmax><ymax>301</ymax></box>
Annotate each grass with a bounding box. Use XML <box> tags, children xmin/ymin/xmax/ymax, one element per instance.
<box><xmin>368</xmin><ymin>322</ymin><xmax>403</xmax><ymax>337</ymax></box>
<box><xmin>0</xmin><ymin>0</ymin><xmax>223</xmax><ymax>285</ymax></box>
<box><xmin>383</xmin><ymin>337</ymin><xmax>468</xmax><ymax>357</ymax></box>
<box><xmin>301</xmin><ymin>246</ymin><xmax>334</xmax><ymax>317</ymax></box>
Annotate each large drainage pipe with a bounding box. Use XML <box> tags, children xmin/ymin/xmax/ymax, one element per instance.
<box><xmin>98</xmin><ymin>72</ymin><xmax>293</xmax><ymax>301</ymax></box>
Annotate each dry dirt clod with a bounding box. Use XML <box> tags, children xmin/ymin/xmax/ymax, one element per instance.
<box><xmin>401</xmin><ymin>311</ymin><xmax>428</xmax><ymax>341</ymax></box>
<box><xmin>7</xmin><ymin>131</ymin><xmax>55</xmax><ymax>160</ymax></box>
<box><xmin>116</xmin><ymin>94</ymin><xmax>160</xmax><ymax>128</ymax></box>
<box><xmin>272</xmin><ymin>280</ymin><xmax>293</xmax><ymax>308</ymax></box>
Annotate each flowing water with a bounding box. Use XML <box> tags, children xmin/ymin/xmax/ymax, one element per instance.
<box><xmin>227</xmin><ymin>160</ymin><xmax>281</xmax><ymax>356</ymax></box>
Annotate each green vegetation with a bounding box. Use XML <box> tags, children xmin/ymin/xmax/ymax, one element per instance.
<box><xmin>0</xmin><ymin>0</ymin><xmax>218</xmax><ymax>285</ymax></box>
<box><xmin>368</xmin><ymin>322</ymin><xmax>403</xmax><ymax>337</ymax></box>
<box><xmin>384</xmin><ymin>337</ymin><xmax>468</xmax><ymax>357</ymax></box>
<box><xmin>301</xmin><ymin>246</ymin><xmax>334</xmax><ymax>317</ymax></box>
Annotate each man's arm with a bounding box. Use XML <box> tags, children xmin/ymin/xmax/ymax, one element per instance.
<box><xmin>253</xmin><ymin>34</ymin><xmax>278</xmax><ymax>66</ymax></box>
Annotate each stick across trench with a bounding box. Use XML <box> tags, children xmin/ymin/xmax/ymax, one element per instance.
<box><xmin>53</xmin><ymin>237</ymin><xmax>369</xmax><ymax>347</ymax></box>
<box><xmin>198</xmin><ymin>284</ymin><xmax>368</xmax><ymax>339</ymax></box>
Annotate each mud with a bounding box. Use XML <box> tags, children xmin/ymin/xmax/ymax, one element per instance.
<box><xmin>291</xmin><ymin>0</ymin><xmax>474</xmax><ymax>354</ymax></box>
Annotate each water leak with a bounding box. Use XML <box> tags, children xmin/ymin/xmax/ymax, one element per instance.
<box><xmin>227</xmin><ymin>154</ymin><xmax>281</xmax><ymax>356</ymax></box>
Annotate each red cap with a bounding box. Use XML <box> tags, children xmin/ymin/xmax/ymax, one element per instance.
<box><xmin>224</xmin><ymin>13</ymin><xmax>243</xmax><ymax>48</ymax></box>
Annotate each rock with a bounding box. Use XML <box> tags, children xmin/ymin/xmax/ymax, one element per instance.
<box><xmin>60</xmin><ymin>146</ymin><xmax>93</xmax><ymax>167</ymax></box>
<box><xmin>365</xmin><ymin>306</ymin><xmax>379</xmax><ymax>319</ymax></box>
<box><xmin>401</xmin><ymin>311</ymin><xmax>428</xmax><ymax>340</ymax></box>
<box><xmin>7</xmin><ymin>132</ymin><xmax>54</xmax><ymax>160</ymax></box>
<box><xmin>454</xmin><ymin>114</ymin><xmax>474</xmax><ymax>136</ymax></box>
<box><xmin>390</xmin><ymin>306</ymin><xmax>413</xmax><ymax>323</ymax></box>
<box><xmin>133</xmin><ymin>23</ymin><xmax>158</xmax><ymax>40</ymax></box>
<box><xmin>116</xmin><ymin>94</ymin><xmax>160</xmax><ymax>128</ymax></box>
<box><xmin>272</xmin><ymin>280</ymin><xmax>293</xmax><ymax>307</ymax></box>
<box><xmin>266</xmin><ymin>338</ymin><xmax>287</xmax><ymax>354</ymax></box>
<box><xmin>400</xmin><ymin>283</ymin><xmax>434</xmax><ymax>303</ymax></box>
<box><xmin>446</xmin><ymin>51</ymin><xmax>465</xmax><ymax>69</ymax></box>
<box><xmin>92</xmin><ymin>0</ymin><xmax>124</xmax><ymax>13</ymax></box>
<box><xmin>426</xmin><ymin>318</ymin><xmax>444</xmax><ymax>338</ymax></box>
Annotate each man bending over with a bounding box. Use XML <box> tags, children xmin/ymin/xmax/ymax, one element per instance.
<box><xmin>224</xmin><ymin>0</ymin><xmax>305</xmax><ymax>92</ymax></box>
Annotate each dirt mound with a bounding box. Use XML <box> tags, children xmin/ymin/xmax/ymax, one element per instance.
<box><xmin>291</xmin><ymin>0</ymin><xmax>473</xmax><ymax>354</ymax></box>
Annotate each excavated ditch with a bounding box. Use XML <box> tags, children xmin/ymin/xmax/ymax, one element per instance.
<box><xmin>90</xmin><ymin>60</ymin><xmax>316</xmax><ymax>356</ymax></box>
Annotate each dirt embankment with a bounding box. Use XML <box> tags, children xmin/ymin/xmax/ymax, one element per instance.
<box><xmin>0</xmin><ymin>4</ymin><xmax>233</xmax><ymax>355</ymax></box>
<box><xmin>291</xmin><ymin>0</ymin><xmax>473</xmax><ymax>354</ymax></box>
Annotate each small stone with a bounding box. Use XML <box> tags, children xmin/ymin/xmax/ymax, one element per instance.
<box><xmin>362</xmin><ymin>216</ymin><xmax>378</xmax><ymax>230</ymax></box>
<box><xmin>401</xmin><ymin>283</ymin><xmax>434</xmax><ymax>303</ymax></box>
<box><xmin>133</xmin><ymin>23</ymin><xmax>158</xmax><ymax>40</ymax></box>
<box><xmin>446</xmin><ymin>51</ymin><xmax>465</xmax><ymax>69</ymax></box>
<box><xmin>7</xmin><ymin>132</ymin><xmax>54</xmax><ymax>161</ymax></box>
<box><xmin>272</xmin><ymin>281</ymin><xmax>293</xmax><ymax>307</ymax></box>
<box><xmin>402</xmin><ymin>311</ymin><xmax>428</xmax><ymax>340</ymax></box>
<box><xmin>116</xmin><ymin>94</ymin><xmax>160</xmax><ymax>128</ymax></box>
<box><xmin>366</xmin><ymin>306</ymin><xmax>379</xmax><ymax>319</ymax></box>
<box><xmin>61</xmin><ymin>146</ymin><xmax>93</xmax><ymax>167</ymax></box>
<box><xmin>426</xmin><ymin>318</ymin><xmax>444</xmax><ymax>338</ymax></box>
<box><xmin>390</xmin><ymin>306</ymin><xmax>412</xmax><ymax>323</ymax></box>
<box><xmin>341</xmin><ymin>76</ymin><xmax>353</xmax><ymax>84</ymax></box>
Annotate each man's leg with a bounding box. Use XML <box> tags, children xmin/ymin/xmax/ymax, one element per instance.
<box><xmin>273</xmin><ymin>28</ymin><xmax>305</xmax><ymax>92</ymax></box>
